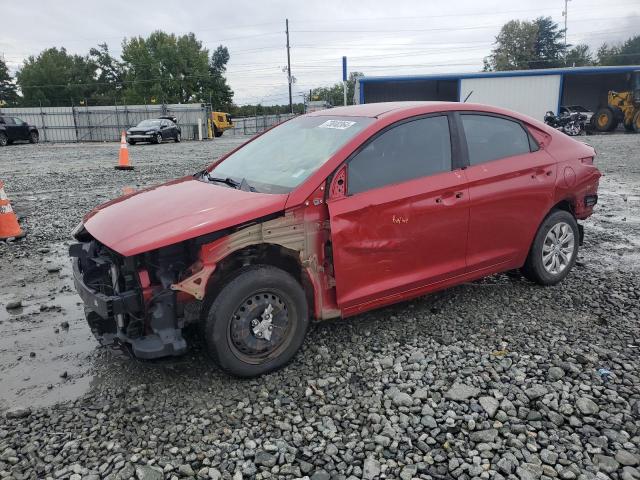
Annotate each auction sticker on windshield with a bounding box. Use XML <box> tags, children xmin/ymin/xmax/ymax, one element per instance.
<box><xmin>318</xmin><ymin>120</ymin><xmax>356</xmax><ymax>130</ymax></box>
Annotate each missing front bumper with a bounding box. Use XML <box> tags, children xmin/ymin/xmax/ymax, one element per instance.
<box><xmin>69</xmin><ymin>242</ymin><xmax>187</xmax><ymax>359</ymax></box>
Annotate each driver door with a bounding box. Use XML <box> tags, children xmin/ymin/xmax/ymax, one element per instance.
<box><xmin>327</xmin><ymin>114</ymin><xmax>469</xmax><ymax>313</ymax></box>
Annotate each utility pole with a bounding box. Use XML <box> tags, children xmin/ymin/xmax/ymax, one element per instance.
<box><xmin>562</xmin><ymin>0</ymin><xmax>570</xmax><ymax>63</ymax></box>
<box><xmin>286</xmin><ymin>19</ymin><xmax>293</xmax><ymax>114</ymax></box>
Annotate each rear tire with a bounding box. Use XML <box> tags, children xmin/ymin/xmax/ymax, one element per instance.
<box><xmin>127</xmin><ymin>139</ymin><xmax>136</xmax><ymax>145</ymax></box>
<box><xmin>521</xmin><ymin>210</ymin><xmax>579</xmax><ymax>286</ymax></box>
<box><xmin>214</xmin><ymin>129</ymin><xmax>223</xmax><ymax>137</ymax></box>
<box><xmin>0</xmin><ymin>133</ymin><xmax>7</xmax><ymax>147</ymax></box>
<box><xmin>594</xmin><ymin>107</ymin><xmax>617</xmax><ymax>132</ymax></box>
<box><xmin>204</xmin><ymin>265</ymin><xmax>309</xmax><ymax>377</ymax></box>
<box><xmin>174</xmin><ymin>132</ymin><xmax>181</xmax><ymax>143</ymax></box>
<box><xmin>29</xmin><ymin>132</ymin><xmax>39</xmax><ymax>144</ymax></box>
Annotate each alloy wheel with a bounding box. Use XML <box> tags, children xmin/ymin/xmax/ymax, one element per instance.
<box><xmin>542</xmin><ymin>222</ymin><xmax>575</xmax><ymax>275</ymax></box>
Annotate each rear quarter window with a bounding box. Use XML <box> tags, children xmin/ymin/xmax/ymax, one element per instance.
<box><xmin>461</xmin><ymin>114</ymin><xmax>532</xmax><ymax>165</ymax></box>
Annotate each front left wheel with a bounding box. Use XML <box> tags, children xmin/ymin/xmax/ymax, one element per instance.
<box><xmin>204</xmin><ymin>265</ymin><xmax>309</xmax><ymax>377</ymax></box>
<box><xmin>521</xmin><ymin>210</ymin><xmax>579</xmax><ymax>286</ymax></box>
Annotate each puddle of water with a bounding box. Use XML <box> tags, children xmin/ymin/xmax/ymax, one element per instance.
<box><xmin>0</xmin><ymin>243</ymin><xmax>97</xmax><ymax>411</ymax></box>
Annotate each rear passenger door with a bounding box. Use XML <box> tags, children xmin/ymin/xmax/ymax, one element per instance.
<box><xmin>458</xmin><ymin>113</ymin><xmax>557</xmax><ymax>271</ymax></box>
<box><xmin>328</xmin><ymin>114</ymin><xmax>469</xmax><ymax>310</ymax></box>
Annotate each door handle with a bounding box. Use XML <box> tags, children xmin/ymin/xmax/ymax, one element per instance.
<box><xmin>455</xmin><ymin>191</ymin><xmax>463</xmax><ymax>199</ymax></box>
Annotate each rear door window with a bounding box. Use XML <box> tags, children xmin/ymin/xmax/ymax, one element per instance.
<box><xmin>348</xmin><ymin>115</ymin><xmax>452</xmax><ymax>195</ymax></box>
<box><xmin>461</xmin><ymin>114</ymin><xmax>531</xmax><ymax>166</ymax></box>
<box><xmin>4</xmin><ymin>117</ymin><xmax>15</xmax><ymax>125</ymax></box>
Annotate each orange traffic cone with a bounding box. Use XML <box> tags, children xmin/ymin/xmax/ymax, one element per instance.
<box><xmin>115</xmin><ymin>131</ymin><xmax>134</xmax><ymax>170</ymax></box>
<box><xmin>0</xmin><ymin>181</ymin><xmax>25</xmax><ymax>240</ymax></box>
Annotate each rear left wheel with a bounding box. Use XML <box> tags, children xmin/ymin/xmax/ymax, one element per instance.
<box><xmin>204</xmin><ymin>265</ymin><xmax>309</xmax><ymax>377</ymax></box>
<box><xmin>521</xmin><ymin>210</ymin><xmax>579</xmax><ymax>286</ymax></box>
<box><xmin>29</xmin><ymin>132</ymin><xmax>39</xmax><ymax>144</ymax></box>
<box><xmin>0</xmin><ymin>132</ymin><xmax>7</xmax><ymax>147</ymax></box>
<box><xmin>174</xmin><ymin>132</ymin><xmax>181</xmax><ymax>143</ymax></box>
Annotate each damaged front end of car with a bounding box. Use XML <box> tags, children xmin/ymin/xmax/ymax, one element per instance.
<box><xmin>69</xmin><ymin>224</ymin><xmax>199</xmax><ymax>359</ymax></box>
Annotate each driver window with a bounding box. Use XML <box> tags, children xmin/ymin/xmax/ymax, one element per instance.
<box><xmin>347</xmin><ymin>115</ymin><xmax>452</xmax><ymax>195</ymax></box>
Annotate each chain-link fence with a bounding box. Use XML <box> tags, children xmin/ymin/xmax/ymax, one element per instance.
<box><xmin>0</xmin><ymin>104</ymin><xmax>296</xmax><ymax>142</ymax></box>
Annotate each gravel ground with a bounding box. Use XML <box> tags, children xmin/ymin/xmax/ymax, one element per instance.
<box><xmin>0</xmin><ymin>134</ymin><xmax>639</xmax><ymax>480</ymax></box>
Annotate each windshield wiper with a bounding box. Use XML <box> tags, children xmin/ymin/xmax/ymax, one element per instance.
<box><xmin>205</xmin><ymin>174</ymin><xmax>240</xmax><ymax>188</ymax></box>
<box><xmin>205</xmin><ymin>173</ymin><xmax>256</xmax><ymax>192</ymax></box>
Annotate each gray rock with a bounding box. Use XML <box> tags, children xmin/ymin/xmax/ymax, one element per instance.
<box><xmin>594</xmin><ymin>455</ymin><xmax>620</xmax><ymax>474</ymax></box>
<box><xmin>479</xmin><ymin>396</ymin><xmax>500</xmax><ymax>418</ymax></box>
<box><xmin>497</xmin><ymin>458</ymin><xmax>515</xmax><ymax>475</ymax></box>
<box><xmin>576</xmin><ymin>397</ymin><xmax>600</xmax><ymax>415</ymax></box>
<box><xmin>524</xmin><ymin>385</ymin><xmax>548</xmax><ymax>400</ymax></box>
<box><xmin>207</xmin><ymin>468</ymin><xmax>222</xmax><ymax>480</ymax></box>
<box><xmin>255</xmin><ymin>451</ymin><xmax>277</xmax><ymax>468</ymax></box>
<box><xmin>444</xmin><ymin>383</ymin><xmax>480</xmax><ymax>401</ymax></box>
<box><xmin>470</xmin><ymin>429</ymin><xmax>499</xmax><ymax>443</ymax></box>
<box><xmin>363</xmin><ymin>458</ymin><xmax>381</xmax><ymax>480</ymax></box>
<box><xmin>541</xmin><ymin>449</ymin><xmax>559</xmax><ymax>465</ymax></box>
<box><xmin>5</xmin><ymin>407</ymin><xmax>31</xmax><ymax>419</ymax></box>
<box><xmin>311</xmin><ymin>470</ymin><xmax>331</xmax><ymax>480</ymax></box>
<box><xmin>135</xmin><ymin>466</ymin><xmax>163</xmax><ymax>480</ymax></box>
<box><xmin>178</xmin><ymin>464</ymin><xmax>195</xmax><ymax>477</ymax></box>
<box><xmin>548</xmin><ymin>366</ymin><xmax>565</xmax><ymax>380</ymax></box>
<box><xmin>621</xmin><ymin>467</ymin><xmax>640</xmax><ymax>480</ymax></box>
<box><xmin>400</xmin><ymin>465</ymin><xmax>418</xmax><ymax>480</ymax></box>
<box><xmin>616</xmin><ymin>451</ymin><xmax>639</xmax><ymax>467</ymax></box>
<box><xmin>390</xmin><ymin>390</ymin><xmax>413</xmax><ymax>407</ymax></box>
<box><xmin>5</xmin><ymin>300</ymin><xmax>22</xmax><ymax>310</ymax></box>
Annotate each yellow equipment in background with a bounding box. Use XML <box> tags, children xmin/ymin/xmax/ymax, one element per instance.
<box><xmin>210</xmin><ymin>112</ymin><xmax>234</xmax><ymax>137</ymax></box>
<box><xmin>594</xmin><ymin>70</ymin><xmax>640</xmax><ymax>132</ymax></box>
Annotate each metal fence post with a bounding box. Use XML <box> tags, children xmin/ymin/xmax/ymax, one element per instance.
<box><xmin>72</xmin><ymin>106</ymin><xmax>79</xmax><ymax>143</ymax></box>
<box><xmin>39</xmin><ymin>104</ymin><xmax>47</xmax><ymax>143</ymax></box>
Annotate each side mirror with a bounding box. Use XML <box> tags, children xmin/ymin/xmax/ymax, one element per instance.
<box><xmin>23</xmin><ymin>121</ymin><xmax>28</xmax><ymax>126</ymax></box>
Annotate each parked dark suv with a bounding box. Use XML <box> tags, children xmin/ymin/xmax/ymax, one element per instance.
<box><xmin>0</xmin><ymin>116</ymin><xmax>39</xmax><ymax>146</ymax></box>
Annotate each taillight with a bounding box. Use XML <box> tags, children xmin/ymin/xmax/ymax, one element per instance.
<box><xmin>580</xmin><ymin>156</ymin><xmax>594</xmax><ymax>165</ymax></box>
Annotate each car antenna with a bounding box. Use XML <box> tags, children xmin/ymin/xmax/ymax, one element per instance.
<box><xmin>463</xmin><ymin>90</ymin><xmax>474</xmax><ymax>103</ymax></box>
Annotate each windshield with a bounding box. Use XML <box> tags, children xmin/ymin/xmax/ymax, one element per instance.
<box><xmin>207</xmin><ymin>115</ymin><xmax>374</xmax><ymax>193</ymax></box>
<box><xmin>137</xmin><ymin>120</ymin><xmax>161</xmax><ymax>127</ymax></box>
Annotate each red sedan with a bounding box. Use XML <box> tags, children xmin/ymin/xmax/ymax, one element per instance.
<box><xmin>70</xmin><ymin>102</ymin><xmax>601</xmax><ymax>376</ymax></box>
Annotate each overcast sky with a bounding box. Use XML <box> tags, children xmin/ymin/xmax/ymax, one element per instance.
<box><xmin>1</xmin><ymin>0</ymin><xmax>638</xmax><ymax>105</ymax></box>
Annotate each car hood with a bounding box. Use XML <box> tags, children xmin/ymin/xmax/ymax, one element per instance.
<box><xmin>83</xmin><ymin>177</ymin><xmax>289</xmax><ymax>257</ymax></box>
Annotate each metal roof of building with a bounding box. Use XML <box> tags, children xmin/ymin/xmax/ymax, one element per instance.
<box><xmin>359</xmin><ymin>65</ymin><xmax>640</xmax><ymax>83</ymax></box>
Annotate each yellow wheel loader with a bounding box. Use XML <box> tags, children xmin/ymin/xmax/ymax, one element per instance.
<box><xmin>210</xmin><ymin>112</ymin><xmax>234</xmax><ymax>137</ymax></box>
<box><xmin>594</xmin><ymin>70</ymin><xmax>640</xmax><ymax>132</ymax></box>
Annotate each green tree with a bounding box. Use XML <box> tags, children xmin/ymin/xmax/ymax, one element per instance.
<box><xmin>16</xmin><ymin>47</ymin><xmax>97</xmax><ymax>106</ymax></box>
<box><xmin>0</xmin><ymin>58</ymin><xmax>19</xmax><ymax>106</ymax></box>
<box><xmin>566</xmin><ymin>44</ymin><xmax>594</xmax><ymax>67</ymax></box>
<box><xmin>484</xmin><ymin>20</ymin><xmax>538</xmax><ymax>71</ymax></box>
<box><xmin>121</xmin><ymin>31</ymin><xmax>232</xmax><ymax>105</ymax></box>
<box><xmin>485</xmin><ymin>17</ymin><xmax>567</xmax><ymax>71</ymax></box>
<box><xmin>206</xmin><ymin>45</ymin><xmax>233</xmax><ymax>109</ymax></box>
<box><xmin>598</xmin><ymin>35</ymin><xmax>640</xmax><ymax>66</ymax></box>
<box><xmin>309</xmin><ymin>71</ymin><xmax>364</xmax><ymax>106</ymax></box>
<box><xmin>89</xmin><ymin>43</ymin><xmax>124</xmax><ymax>105</ymax></box>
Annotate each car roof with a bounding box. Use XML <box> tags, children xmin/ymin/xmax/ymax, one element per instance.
<box><xmin>306</xmin><ymin>101</ymin><xmax>457</xmax><ymax>118</ymax></box>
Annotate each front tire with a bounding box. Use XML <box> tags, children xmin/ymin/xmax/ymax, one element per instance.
<box><xmin>214</xmin><ymin>129</ymin><xmax>223</xmax><ymax>137</ymax></box>
<box><xmin>633</xmin><ymin>110</ymin><xmax>640</xmax><ymax>133</ymax></box>
<box><xmin>154</xmin><ymin>133</ymin><xmax>162</xmax><ymax>144</ymax></box>
<box><xmin>521</xmin><ymin>210</ymin><xmax>579</xmax><ymax>286</ymax></box>
<box><xmin>204</xmin><ymin>265</ymin><xmax>309</xmax><ymax>377</ymax></box>
<box><xmin>127</xmin><ymin>139</ymin><xmax>136</xmax><ymax>145</ymax></box>
<box><xmin>0</xmin><ymin>132</ymin><xmax>7</xmax><ymax>147</ymax></box>
<box><xmin>175</xmin><ymin>132</ymin><xmax>181</xmax><ymax>143</ymax></box>
<box><xmin>594</xmin><ymin>107</ymin><xmax>618</xmax><ymax>132</ymax></box>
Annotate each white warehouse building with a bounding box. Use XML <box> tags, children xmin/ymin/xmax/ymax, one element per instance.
<box><xmin>355</xmin><ymin>65</ymin><xmax>640</xmax><ymax>122</ymax></box>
